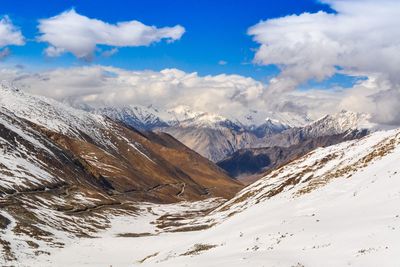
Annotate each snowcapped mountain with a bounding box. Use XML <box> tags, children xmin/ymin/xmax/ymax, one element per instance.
<box><xmin>11</xmin><ymin>126</ymin><xmax>400</xmax><ymax>266</ymax></box>
<box><xmin>166</xmin><ymin>105</ymin><xmax>242</xmax><ymax>130</ymax></box>
<box><xmin>301</xmin><ymin>110</ymin><xmax>377</xmax><ymax>137</ymax></box>
<box><xmin>89</xmin><ymin>105</ymin><xmax>295</xmax><ymax>161</ymax></box>
<box><xmin>260</xmin><ymin>111</ymin><xmax>311</xmax><ymax>128</ymax></box>
<box><xmin>91</xmin><ymin>104</ymin><xmax>246</xmax><ymax>130</ymax></box>
<box><xmin>87</xmin><ymin>104</ymin><xmax>377</xmax><ymax>162</ymax></box>
<box><xmin>90</xmin><ymin>104</ymin><xmax>306</xmax><ymax>131</ymax></box>
<box><xmin>248</xmin><ymin>118</ymin><xmax>290</xmax><ymax>138</ymax></box>
<box><xmin>160</xmin><ymin>115</ymin><xmax>292</xmax><ymax>162</ymax></box>
<box><xmin>0</xmin><ymin>84</ymin><xmax>243</xmax><ymax>264</ymax></box>
<box><xmin>236</xmin><ymin>109</ymin><xmax>310</xmax><ymax>128</ymax></box>
<box><xmin>92</xmin><ymin>105</ymin><xmax>169</xmax><ymax>130</ymax></box>
<box><xmin>262</xmin><ymin>110</ymin><xmax>377</xmax><ymax>148</ymax></box>
<box><xmin>216</xmin><ymin>110</ymin><xmax>376</xmax><ymax>181</ymax></box>
<box><xmin>0</xmin><ymin>83</ymin><xmax>118</xmax><ymax>149</ymax></box>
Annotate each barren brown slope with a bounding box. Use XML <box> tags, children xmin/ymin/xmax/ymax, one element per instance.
<box><xmin>142</xmin><ymin>131</ymin><xmax>243</xmax><ymax>199</ymax></box>
<box><xmin>38</xmin><ymin>118</ymin><xmax>243</xmax><ymax>203</ymax></box>
<box><xmin>0</xmin><ymin>85</ymin><xmax>243</xmax><ymax>203</ymax></box>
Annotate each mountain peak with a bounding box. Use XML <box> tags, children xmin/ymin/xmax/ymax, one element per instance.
<box><xmin>311</xmin><ymin>110</ymin><xmax>376</xmax><ymax>133</ymax></box>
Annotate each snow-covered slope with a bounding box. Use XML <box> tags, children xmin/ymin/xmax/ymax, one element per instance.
<box><xmin>141</xmin><ymin>128</ymin><xmax>400</xmax><ymax>266</ymax></box>
<box><xmin>217</xmin><ymin>130</ymin><xmax>368</xmax><ymax>180</ymax></box>
<box><xmin>0</xmin><ymin>84</ymin><xmax>111</xmax><ymax>146</ymax></box>
<box><xmin>19</xmin><ymin>127</ymin><xmax>400</xmax><ymax>266</ymax></box>
<box><xmin>137</xmin><ymin>128</ymin><xmax>400</xmax><ymax>266</ymax></box>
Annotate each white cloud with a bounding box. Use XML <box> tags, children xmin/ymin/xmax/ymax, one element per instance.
<box><xmin>248</xmin><ymin>0</ymin><xmax>400</xmax><ymax>125</ymax></box>
<box><xmin>101</xmin><ymin>48</ymin><xmax>119</xmax><ymax>57</ymax></box>
<box><xmin>38</xmin><ymin>9</ymin><xmax>185</xmax><ymax>59</ymax></box>
<box><xmin>2</xmin><ymin>65</ymin><xmax>278</xmax><ymax>124</ymax></box>
<box><xmin>218</xmin><ymin>60</ymin><xmax>227</xmax><ymax>65</ymax></box>
<box><xmin>0</xmin><ymin>47</ymin><xmax>11</xmax><ymax>60</ymax></box>
<box><xmin>0</xmin><ymin>16</ymin><xmax>24</xmax><ymax>50</ymax></box>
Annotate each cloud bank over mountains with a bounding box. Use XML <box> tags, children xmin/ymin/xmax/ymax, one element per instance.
<box><xmin>0</xmin><ymin>65</ymin><xmax>378</xmax><ymax>126</ymax></box>
<box><xmin>37</xmin><ymin>9</ymin><xmax>185</xmax><ymax>59</ymax></box>
<box><xmin>1</xmin><ymin>66</ymin><xmax>272</xmax><ymax>124</ymax></box>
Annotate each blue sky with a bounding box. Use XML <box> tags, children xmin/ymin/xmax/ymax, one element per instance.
<box><xmin>1</xmin><ymin>0</ymin><xmax>335</xmax><ymax>82</ymax></box>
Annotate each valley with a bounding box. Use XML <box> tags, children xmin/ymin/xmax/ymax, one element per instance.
<box><xmin>1</xmin><ymin>85</ymin><xmax>399</xmax><ymax>266</ymax></box>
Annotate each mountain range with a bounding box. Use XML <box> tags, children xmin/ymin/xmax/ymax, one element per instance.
<box><xmin>217</xmin><ymin>111</ymin><xmax>374</xmax><ymax>182</ymax></box>
<box><xmin>88</xmin><ymin>104</ymin><xmax>377</xmax><ymax>164</ymax></box>
<box><xmin>88</xmin><ymin>104</ymin><xmax>293</xmax><ymax>161</ymax></box>
<box><xmin>1</xmin><ymin>86</ymin><xmax>399</xmax><ymax>265</ymax></box>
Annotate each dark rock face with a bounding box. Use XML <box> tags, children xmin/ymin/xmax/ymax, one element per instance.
<box><xmin>217</xmin><ymin>130</ymin><xmax>369</xmax><ymax>183</ymax></box>
<box><xmin>217</xmin><ymin>151</ymin><xmax>271</xmax><ymax>178</ymax></box>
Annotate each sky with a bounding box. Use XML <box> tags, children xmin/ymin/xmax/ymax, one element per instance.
<box><xmin>1</xmin><ymin>0</ymin><xmax>333</xmax><ymax>80</ymax></box>
<box><xmin>1</xmin><ymin>0</ymin><xmax>400</xmax><ymax>125</ymax></box>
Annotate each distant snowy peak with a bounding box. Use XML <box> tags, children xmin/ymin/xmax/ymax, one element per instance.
<box><xmin>306</xmin><ymin>110</ymin><xmax>377</xmax><ymax>136</ymax></box>
<box><xmin>263</xmin><ymin>117</ymin><xmax>290</xmax><ymax>130</ymax></box>
<box><xmin>166</xmin><ymin>106</ymin><xmax>239</xmax><ymax>129</ymax></box>
<box><xmin>265</xmin><ymin>111</ymin><xmax>312</xmax><ymax>127</ymax></box>
<box><xmin>91</xmin><ymin>104</ymin><xmax>240</xmax><ymax>130</ymax></box>
<box><xmin>88</xmin><ymin>103</ymin><xmax>311</xmax><ymax>131</ymax></box>
<box><xmin>177</xmin><ymin>113</ymin><xmax>236</xmax><ymax>129</ymax></box>
<box><xmin>93</xmin><ymin>105</ymin><xmax>169</xmax><ymax>130</ymax></box>
<box><xmin>166</xmin><ymin>105</ymin><xmax>204</xmax><ymax>122</ymax></box>
<box><xmin>245</xmin><ymin>118</ymin><xmax>290</xmax><ymax>138</ymax></box>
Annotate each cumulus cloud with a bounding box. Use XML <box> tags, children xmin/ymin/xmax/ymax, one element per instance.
<box><xmin>1</xmin><ymin>65</ymin><xmax>281</xmax><ymax>124</ymax></box>
<box><xmin>4</xmin><ymin>64</ymin><xmax>396</xmax><ymax>126</ymax></box>
<box><xmin>38</xmin><ymin>9</ymin><xmax>185</xmax><ymax>59</ymax></box>
<box><xmin>248</xmin><ymin>0</ymin><xmax>400</xmax><ymax>124</ymax></box>
<box><xmin>0</xmin><ymin>16</ymin><xmax>24</xmax><ymax>57</ymax></box>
